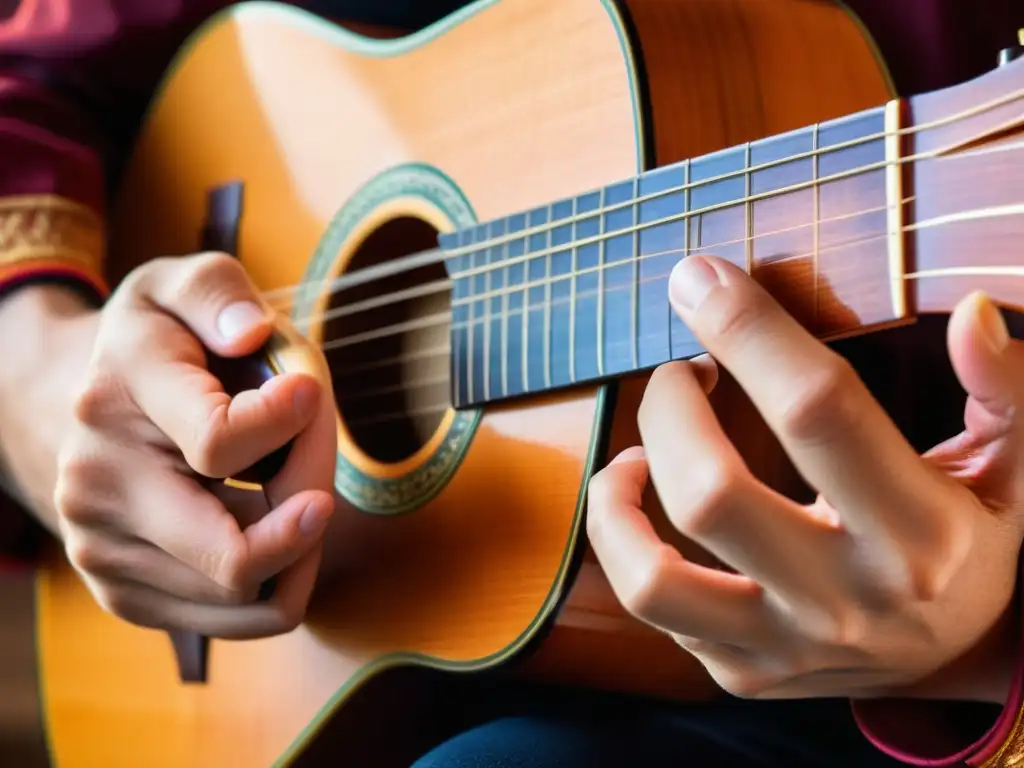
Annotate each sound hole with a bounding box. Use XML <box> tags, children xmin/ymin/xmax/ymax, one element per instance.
<box><xmin>325</xmin><ymin>217</ymin><xmax>451</xmax><ymax>464</ymax></box>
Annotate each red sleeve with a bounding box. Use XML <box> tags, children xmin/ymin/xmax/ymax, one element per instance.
<box><xmin>0</xmin><ymin>0</ymin><xmax>232</xmax><ymax>303</ymax></box>
<box><xmin>0</xmin><ymin>0</ymin><xmax>229</xmax><ymax>563</ymax></box>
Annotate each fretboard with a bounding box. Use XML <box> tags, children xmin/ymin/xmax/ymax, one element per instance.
<box><xmin>439</xmin><ymin>103</ymin><xmax>903</xmax><ymax>409</ymax></box>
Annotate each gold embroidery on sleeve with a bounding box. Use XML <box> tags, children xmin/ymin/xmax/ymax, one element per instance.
<box><xmin>981</xmin><ymin>702</ymin><xmax>1024</xmax><ymax>767</ymax></box>
<box><xmin>0</xmin><ymin>194</ymin><xmax>105</xmax><ymax>275</ymax></box>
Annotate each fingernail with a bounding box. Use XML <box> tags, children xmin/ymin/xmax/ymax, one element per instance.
<box><xmin>669</xmin><ymin>256</ymin><xmax>722</xmax><ymax>312</ymax></box>
<box><xmin>299</xmin><ymin>501</ymin><xmax>330</xmax><ymax>537</ymax></box>
<box><xmin>973</xmin><ymin>292</ymin><xmax>1009</xmax><ymax>353</ymax></box>
<box><xmin>218</xmin><ymin>301</ymin><xmax>267</xmax><ymax>342</ymax></box>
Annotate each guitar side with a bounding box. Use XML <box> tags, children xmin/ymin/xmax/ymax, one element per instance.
<box><xmin>33</xmin><ymin>1</ymin><xmax>893</xmax><ymax>766</ymax></box>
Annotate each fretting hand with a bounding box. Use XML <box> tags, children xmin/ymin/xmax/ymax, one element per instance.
<box><xmin>588</xmin><ymin>254</ymin><xmax>1024</xmax><ymax>702</ymax></box>
<box><xmin>50</xmin><ymin>252</ymin><xmax>337</xmax><ymax>638</ymax></box>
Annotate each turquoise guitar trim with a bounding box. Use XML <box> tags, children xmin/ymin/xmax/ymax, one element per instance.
<box><xmin>266</xmin><ymin>0</ymin><xmax>643</xmax><ymax>761</ymax></box>
<box><xmin>294</xmin><ymin>162</ymin><xmax>483</xmax><ymax>515</ymax></box>
<box><xmin>30</xmin><ymin>2</ymin><xmax>645</xmax><ymax>768</ymax></box>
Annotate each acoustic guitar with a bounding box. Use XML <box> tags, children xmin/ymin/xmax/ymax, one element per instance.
<box><xmin>29</xmin><ymin>0</ymin><xmax>1024</xmax><ymax>765</ymax></box>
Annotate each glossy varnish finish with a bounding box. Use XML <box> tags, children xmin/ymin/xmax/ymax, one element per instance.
<box><xmin>41</xmin><ymin>2</ymin><xmax>637</xmax><ymax>766</ymax></box>
<box><xmin>34</xmin><ymin>0</ymin><xmax>902</xmax><ymax>766</ymax></box>
<box><xmin>518</xmin><ymin>0</ymin><xmax>896</xmax><ymax>697</ymax></box>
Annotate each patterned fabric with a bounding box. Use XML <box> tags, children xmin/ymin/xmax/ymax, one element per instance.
<box><xmin>0</xmin><ymin>193</ymin><xmax>108</xmax><ymax>299</ymax></box>
<box><xmin>0</xmin><ymin>0</ymin><xmax>1021</xmax><ymax>764</ymax></box>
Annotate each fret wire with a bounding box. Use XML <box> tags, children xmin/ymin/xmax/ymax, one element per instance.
<box><xmin>744</xmin><ymin>141</ymin><xmax>753</xmax><ymax>275</ymax></box>
<box><xmin>543</xmin><ymin>202</ymin><xmax>553</xmax><ymax>390</ymax></box>
<box><xmin>330</xmin><ymin>202</ymin><xmax>913</xmax><ymax>354</ymax></box>
<box><xmin>467</xmin><ymin>252</ymin><xmax>476</xmax><ymax>400</ymax></box>
<box><xmin>267</xmin><ymin>84</ymin><xmax>1023</xmax><ymax>309</ymax></box>
<box><xmin>501</xmin><ymin>229</ymin><xmax>510</xmax><ymax>397</ymax></box>
<box><xmin>568</xmin><ymin>195</ymin><xmax>578</xmax><ymax>384</ymax></box>
<box><xmin>448</xmin><ymin>133</ymin><xmax>966</xmax><ymax>297</ymax></box>
<box><xmin>675</xmin><ymin>159</ymin><xmax>691</xmax><ymax>352</ymax></box>
<box><xmin>483</xmin><ymin>236</ymin><xmax>491</xmax><ymax>400</ymax></box>
<box><xmin>441</xmin><ymin>200</ymin><xmax>905</xmax><ymax>336</ymax></box>
<box><xmin>630</xmin><ymin>174</ymin><xmax>640</xmax><ymax>371</ymax></box>
<box><xmin>353</xmin><ymin>225</ymin><xmax>889</xmax><ymax>354</ymax></box>
<box><xmin>439</xmin><ymin>83</ymin><xmax>1022</xmax><ymax>263</ymax></box>
<box><xmin>445</xmin><ymin>224</ymin><xmax>900</xmax><ymax>335</ymax></box>
<box><xmin>885</xmin><ymin>99</ymin><xmax>908</xmax><ymax>319</ymax></box>
<box><xmin>331</xmin><ymin>198</ymin><xmax>924</xmax><ymax>358</ymax></box>
<box><xmin>451</xmin><ymin>150</ymin><xmax>891</xmax><ymax>285</ymax></box>
<box><xmin>596</xmin><ymin>185</ymin><xmax>607</xmax><ymax>378</ymax></box>
<box><xmin>444</xmin><ymin>123</ymin><xmax>883</xmax><ymax>257</ymax></box>
<box><xmin>520</xmin><ymin>231</ymin><xmax>528</xmax><ymax>394</ymax></box>
<box><xmin>812</xmin><ymin>121</ymin><xmax>820</xmax><ymax>326</ymax></box>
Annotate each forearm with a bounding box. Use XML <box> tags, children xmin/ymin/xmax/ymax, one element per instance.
<box><xmin>0</xmin><ymin>284</ymin><xmax>97</xmax><ymax>536</ymax></box>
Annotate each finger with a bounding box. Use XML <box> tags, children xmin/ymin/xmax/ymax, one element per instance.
<box><xmin>666</xmin><ymin>254</ymin><xmax>949</xmax><ymax>538</ymax></box>
<box><xmin>114</xmin><ymin>252</ymin><xmax>324</xmax><ymax>479</ymax></box>
<box><xmin>947</xmin><ymin>292</ymin><xmax>1024</xmax><ymax>443</ymax></box>
<box><xmin>64</xmin><ymin>531</ymin><xmax>256</xmax><ymax>605</ymax></box>
<box><xmin>128</xmin><ymin>251</ymin><xmax>275</xmax><ymax>357</ymax></box>
<box><xmin>115</xmin><ymin>319</ymin><xmax>322</xmax><ymax>477</ymax></box>
<box><xmin>91</xmin><ymin>544</ymin><xmax>323</xmax><ymax>639</ymax></box>
<box><xmin>587</xmin><ymin>447</ymin><xmax>769</xmax><ymax>644</ymax></box>
<box><xmin>123</xmin><ymin>464</ymin><xmax>333</xmax><ymax>593</ymax></box>
<box><xmin>638</xmin><ymin>361</ymin><xmax>851</xmax><ymax>616</ymax></box>
<box><xmin>261</xmin><ymin>345</ymin><xmax>338</xmax><ymax>511</ymax></box>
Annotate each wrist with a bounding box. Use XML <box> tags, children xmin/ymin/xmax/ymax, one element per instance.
<box><xmin>883</xmin><ymin>600</ymin><xmax>1019</xmax><ymax>706</ymax></box>
<box><xmin>0</xmin><ymin>285</ymin><xmax>99</xmax><ymax>532</ymax></box>
<box><xmin>852</xmin><ymin>555</ymin><xmax>1024</xmax><ymax>766</ymax></box>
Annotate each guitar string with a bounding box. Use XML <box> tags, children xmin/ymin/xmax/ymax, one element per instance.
<box><xmin>332</xmin><ymin>216</ymin><xmax>913</xmax><ymax>407</ymax></box>
<box><xmin>336</xmin><ymin>221</ymin><xmax>1000</xmax><ymax>428</ymax></box>
<box><xmin>322</xmin><ymin>207</ymin><xmax>900</xmax><ymax>352</ymax></box>
<box><xmin>296</xmin><ymin>201</ymin><xmax>894</xmax><ymax>331</ymax></box>
<box><xmin>261</xmin><ymin>83</ymin><xmax>1022</xmax><ymax>307</ymax></box>
<box><xmin>280</xmin><ymin>132</ymin><xmax>1015</xmax><ymax>328</ymax></box>
<box><xmin>335</xmin><ymin>201</ymin><xmax>1024</xmax><ymax>406</ymax></box>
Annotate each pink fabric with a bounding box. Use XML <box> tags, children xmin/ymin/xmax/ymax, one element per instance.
<box><xmin>852</xmin><ymin>553</ymin><xmax>1024</xmax><ymax>765</ymax></box>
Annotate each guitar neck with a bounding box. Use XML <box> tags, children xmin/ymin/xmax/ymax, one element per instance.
<box><xmin>440</xmin><ymin>55</ymin><xmax>1024</xmax><ymax>410</ymax></box>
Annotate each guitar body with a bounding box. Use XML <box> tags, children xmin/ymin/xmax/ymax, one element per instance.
<box><xmin>34</xmin><ymin>0</ymin><xmax>892</xmax><ymax>765</ymax></box>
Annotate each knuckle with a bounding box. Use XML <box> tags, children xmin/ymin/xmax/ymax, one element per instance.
<box><xmin>780</xmin><ymin>357</ymin><xmax>861</xmax><ymax>443</ymax></box>
<box><xmin>205</xmin><ymin>534</ymin><xmax>251</xmax><ymax>593</ymax></box>
<box><xmin>176</xmin><ymin>251</ymin><xmax>246</xmax><ymax>302</ymax></box>
<box><xmin>800</xmin><ymin>606</ymin><xmax>870</xmax><ymax>649</ymax></box>
<box><xmin>72</xmin><ymin>372</ymin><xmax>130</xmax><ymax>428</ymax></box>
<box><xmin>117</xmin><ymin>259</ymin><xmax>158</xmax><ymax>299</ymax></box>
<box><xmin>96</xmin><ymin>587</ymin><xmax>143</xmax><ymax>625</ymax></box>
<box><xmin>65</xmin><ymin>535</ymin><xmax>112</xmax><ymax>576</ymax></box>
<box><xmin>873</xmin><ymin>551</ymin><xmax>954</xmax><ymax>605</ymax></box>
<box><xmin>711</xmin><ymin>667</ymin><xmax>772</xmax><ymax>699</ymax></box>
<box><xmin>185</xmin><ymin>403</ymin><xmax>233</xmax><ymax>477</ymax></box>
<box><xmin>53</xmin><ymin>455</ymin><xmax>106</xmax><ymax>526</ymax></box>
<box><xmin>666</xmin><ymin>461</ymin><xmax>748</xmax><ymax>538</ymax></box>
<box><xmin>619</xmin><ymin>545</ymin><xmax>676</xmax><ymax>622</ymax></box>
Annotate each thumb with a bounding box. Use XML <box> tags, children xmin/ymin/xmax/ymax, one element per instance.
<box><xmin>947</xmin><ymin>291</ymin><xmax>1023</xmax><ymax>440</ymax></box>
<box><xmin>128</xmin><ymin>250</ymin><xmax>275</xmax><ymax>357</ymax></box>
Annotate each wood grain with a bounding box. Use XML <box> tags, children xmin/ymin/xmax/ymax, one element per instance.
<box><xmin>33</xmin><ymin>0</ymin><xmax>899</xmax><ymax>766</ymax></box>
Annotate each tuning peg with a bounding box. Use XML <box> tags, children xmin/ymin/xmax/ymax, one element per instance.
<box><xmin>998</xmin><ymin>28</ymin><xmax>1024</xmax><ymax>67</ymax></box>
